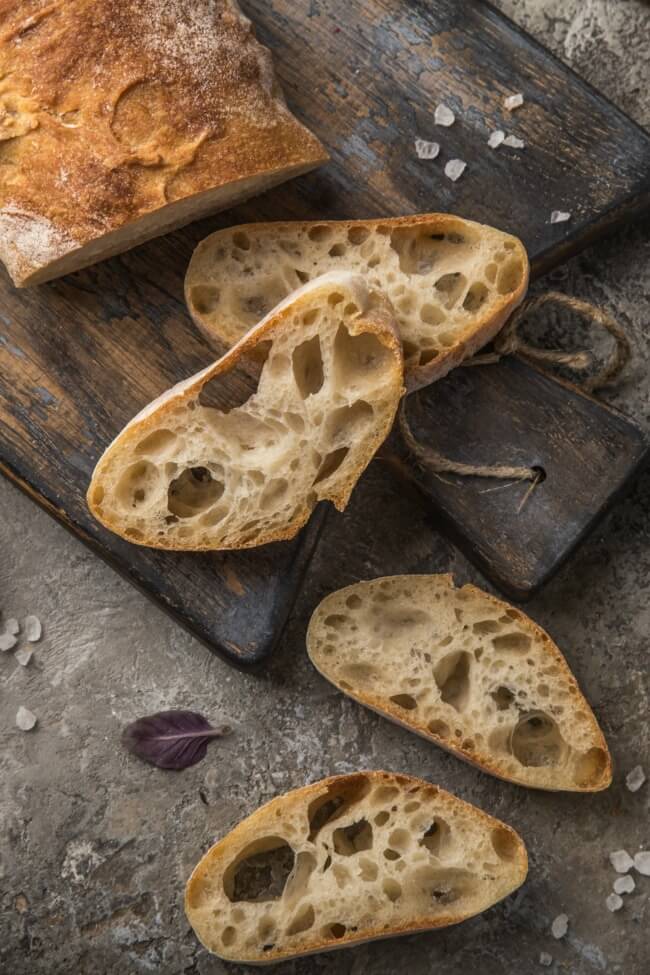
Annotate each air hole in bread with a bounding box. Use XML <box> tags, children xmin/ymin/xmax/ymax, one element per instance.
<box><xmin>497</xmin><ymin>256</ymin><xmax>524</xmax><ymax>294</ymax></box>
<box><xmin>286</xmin><ymin>903</ymin><xmax>314</xmax><ymax>936</ymax></box>
<box><xmin>359</xmin><ymin>857</ymin><xmax>378</xmax><ymax>881</ymax></box>
<box><xmin>434</xmin><ymin>651</ymin><xmax>471</xmax><ymax>712</ymax></box>
<box><xmin>135</xmin><ymin>428</ymin><xmax>178</xmax><ymax>457</ymax></box>
<box><xmin>485</xmin><ymin>262</ymin><xmax>498</xmax><ymax>284</ymax></box>
<box><xmin>125</xmin><ymin>527</ymin><xmax>143</xmax><ymax>540</ymax></box>
<box><xmin>313</xmin><ymin>447</ymin><xmax>349</xmax><ymax>485</ymax></box>
<box><xmin>383</xmin><ymin>878</ymin><xmax>402</xmax><ymax>902</ymax></box>
<box><xmin>307</xmin><ymin>779</ymin><xmax>371</xmax><ymax>842</ymax></box>
<box><xmin>573</xmin><ymin>747</ymin><xmax>608</xmax><ymax>788</ymax></box>
<box><xmin>283</xmin><ymin>851</ymin><xmax>316</xmax><ymax>906</ymax></box>
<box><xmin>347</xmin><ymin>227</ymin><xmax>370</xmax><ymax>245</ymax></box>
<box><xmin>168</xmin><ymin>467</ymin><xmax>224</xmax><ymax>518</ymax></box>
<box><xmin>327</xmin><ymin>923</ymin><xmax>347</xmax><ymax>939</ymax></box>
<box><xmin>325</xmin><ymin>401</ymin><xmax>373</xmax><ymax>443</ymax></box>
<box><xmin>374</xmin><ymin>810</ymin><xmax>390</xmax><ymax>827</ymax></box>
<box><xmin>233</xmin><ymin>231</ymin><xmax>251</xmax><ymax>251</ymax></box>
<box><xmin>473</xmin><ymin>619</ymin><xmax>500</xmax><ymax>635</ymax></box>
<box><xmin>434</xmin><ymin>273</ymin><xmax>467</xmax><ymax>309</ymax></box>
<box><xmin>329</xmin><ymin>243</ymin><xmax>346</xmax><ymax>258</ymax></box>
<box><xmin>292</xmin><ymin>334</ymin><xmax>324</xmax><ymax>398</ymax></box>
<box><xmin>346</xmin><ymin>593</ymin><xmax>363</xmax><ymax>610</ymax></box>
<box><xmin>260</xmin><ymin>478</ymin><xmax>289</xmax><ymax>512</ymax></box>
<box><xmin>342</xmin><ymin>662</ymin><xmax>378</xmax><ymax>685</ymax></box>
<box><xmin>388</xmin><ymin>829</ymin><xmax>410</xmax><ymax>851</ymax></box>
<box><xmin>390</xmin><ymin>693</ymin><xmax>417</xmax><ymax>711</ymax></box>
<box><xmin>389</xmin><ymin>227</ymin><xmax>446</xmax><ymax>274</ymax></box>
<box><xmin>490</xmin><ymin>685</ymin><xmax>515</xmax><ymax>711</ymax></box>
<box><xmin>223</xmin><ymin>838</ymin><xmax>295</xmax><ymax>903</ymax></box>
<box><xmin>419</xmin><ymin>818</ymin><xmax>450</xmax><ymax>857</ymax></box>
<box><xmin>331</xmin><ymin>862</ymin><xmax>351</xmax><ymax>888</ymax></box>
<box><xmin>383</xmin><ymin>849</ymin><xmax>400</xmax><ymax>861</ymax></box>
<box><xmin>404</xmin><ymin>801</ymin><xmax>421</xmax><ymax>813</ymax></box>
<box><xmin>221</xmin><ymin>925</ymin><xmax>236</xmax><ymax>946</ymax></box>
<box><xmin>324</xmin><ymin>614</ymin><xmax>348</xmax><ymax>631</ymax></box>
<box><xmin>333</xmin><ymin>324</ymin><xmax>392</xmax><ymax>389</ymax></box>
<box><xmin>492</xmin><ymin>632</ymin><xmax>531</xmax><ymax>654</ymax></box>
<box><xmin>307</xmin><ymin>225</ymin><xmax>332</xmax><ymax>242</ymax></box>
<box><xmin>462</xmin><ymin>282</ymin><xmax>489</xmax><ymax>312</ymax></box>
<box><xmin>116</xmin><ymin>460</ymin><xmax>161</xmax><ymax>510</ymax></box>
<box><xmin>333</xmin><ymin>819</ymin><xmax>373</xmax><ymax>856</ymax></box>
<box><xmin>491</xmin><ymin>827</ymin><xmax>519</xmax><ymax>862</ymax></box>
<box><xmin>419</xmin><ymin>348</ymin><xmax>440</xmax><ymax>366</ymax></box>
<box><xmin>328</xmin><ymin>291</ymin><xmax>344</xmax><ymax>306</ymax></box>
<box><xmin>420</xmin><ymin>303</ymin><xmax>445</xmax><ymax>326</ymax></box>
<box><xmin>511</xmin><ymin>711</ymin><xmax>568</xmax><ymax>768</ymax></box>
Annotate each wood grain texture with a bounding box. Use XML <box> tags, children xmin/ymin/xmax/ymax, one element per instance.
<box><xmin>1</xmin><ymin>0</ymin><xmax>649</xmax><ymax>663</ymax></box>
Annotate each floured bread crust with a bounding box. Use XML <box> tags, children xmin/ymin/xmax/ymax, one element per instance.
<box><xmin>0</xmin><ymin>0</ymin><xmax>326</xmax><ymax>286</ymax></box>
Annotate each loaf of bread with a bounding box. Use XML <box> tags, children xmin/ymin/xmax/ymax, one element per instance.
<box><xmin>307</xmin><ymin>576</ymin><xmax>611</xmax><ymax>792</ymax></box>
<box><xmin>185</xmin><ymin>214</ymin><xmax>529</xmax><ymax>390</ymax></box>
<box><xmin>87</xmin><ymin>272</ymin><xmax>403</xmax><ymax>549</ymax></box>
<box><xmin>185</xmin><ymin>771</ymin><xmax>527</xmax><ymax>963</ymax></box>
<box><xmin>0</xmin><ymin>1</ymin><xmax>326</xmax><ymax>287</ymax></box>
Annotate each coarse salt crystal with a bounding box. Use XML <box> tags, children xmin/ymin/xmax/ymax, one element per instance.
<box><xmin>504</xmin><ymin>93</ymin><xmax>524</xmax><ymax>110</ymax></box>
<box><xmin>415</xmin><ymin>139</ymin><xmax>440</xmax><ymax>160</ymax></box>
<box><xmin>24</xmin><ymin>615</ymin><xmax>42</xmax><ymax>642</ymax></box>
<box><xmin>445</xmin><ymin>159</ymin><xmax>466</xmax><ymax>182</ymax></box>
<box><xmin>488</xmin><ymin>130</ymin><xmax>505</xmax><ymax>148</ymax></box>
<box><xmin>434</xmin><ymin>103</ymin><xmax>455</xmax><ymax>126</ymax></box>
<box><xmin>550</xmin><ymin>211</ymin><xmax>571</xmax><ymax>224</ymax></box>
<box><xmin>551</xmin><ymin>914</ymin><xmax>568</xmax><ymax>939</ymax></box>
<box><xmin>15</xmin><ymin>647</ymin><xmax>33</xmax><ymax>667</ymax></box>
<box><xmin>606</xmin><ymin>893</ymin><xmax>623</xmax><ymax>912</ymax></box>
<box><xmin>0</xmin><ymin>632</ymin><xmax>18</xmax><ymax>652</ymax></box>
<box><xmin>625</xmin><ymin>765</ymin><xmax>646</xmax><ymax>792</ymax></box>
<box><xmin>503</xmin><ymin>135</ymin><xmax>525</xmax><ymax>149</ymax></box>
<box><xmin>614</xmin><ymin>875</ymin><xmax>635</xmax><ymax>895</ymax></box>
<box><xmin>633</xmin><ymin>851</ymin><xmax>650</xmax><ymax>876</ymax></box>
<box><xmin>609</xmin><ymin>850</ymin><xmax>634</xmax><ymax>873</ymax></box>
<box><xmin>539</xmin><ymin>953</ymin><xmax>553</xmax><ymax>968</ymax></box>
<box><xmin>6</xmin><ymin>618</ymin><xmax>19</xmax><ymax>635</ymax></box>
<box><xmin>16</xmin><ymin>706</ymin><xmax>37</xmax><ymax>731</ymax></box>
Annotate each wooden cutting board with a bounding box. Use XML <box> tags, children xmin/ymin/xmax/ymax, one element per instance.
<box><xmin>1</xmin><ymin>0</ymin><xmax>649</xmax><ymax>665</ymax></box>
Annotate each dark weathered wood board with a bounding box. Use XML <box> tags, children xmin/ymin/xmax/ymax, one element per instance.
<box><xmin>1</xmin><ymin>0</ymin><xmax>649</xmax><ymax>663</ymax></box>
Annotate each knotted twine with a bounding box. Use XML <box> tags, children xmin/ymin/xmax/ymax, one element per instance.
<box><xmin>399</xmin><ymin>292</ymin><xmax>632</xmax><ymax>491</ymax></box>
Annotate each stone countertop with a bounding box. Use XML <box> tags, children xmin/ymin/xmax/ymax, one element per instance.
<box><xmin>1</xmin><ymin>2</ymin><xmax>649</xmax><ymax>973</ymax></box>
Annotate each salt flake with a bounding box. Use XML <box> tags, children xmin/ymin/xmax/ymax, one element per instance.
<box><xmin>504</xmin><ymin>93</ymin><xmax>524</xmax><ymax>111</ymax></box>
<box><xmin>503</xmin><ymin>135</ymin><xmax>525</xmax><ymax>149</ymax></box>
<box><xmin>539</xmin><ymin>952</ymin><xmax>553</xmax><ymax>968</ymax></box>
<box><xmin>625</xmin><ymin>765</ymin><xmax>646</xmax><ymax>792</ymax></box>
<box><xmin>445</xmin><ymin>159</ymin><xmax>466</xmax><ymax>182</ymax></box>
<box><xmin>634</xmin><ymin>851</ymin><xmax>650</xmax><ymax>876</ymax></box>
<box><xmin>0</xmin><ymin>632</ymin><xmax>18</xmax><ymax>652</ymax></box>
<box><xmin>609</xmin><ymin>850</ymin><xmax>634</xmax><ymax>873</ymax></box>
<box><xmin>614</xmin><ymin>875</ymin><xmax>635</xmax><ymax>895</ymax></box>
<box><xmin>550</xmin><ymin>211</ymin><xmax>571</xmax><ymax>224</ymax></box>
<box><xmin>488</xmin><ymin>129</ymin><xmax>505</xmax><ymax>148</ymax></box>
<box><xmin>415</xmin><ymin>139</ymin><xmax>440</xmax><ymax>160</ymax></box>
<box><xmin>24</xmin><ymin>615</ymin><xmax>42</xmax><ymax>642</ymax></box>
<box><xmin>15</xmin><ymin>647</ymin><xmax>33</xmax><ymax>667</ymax></box>
<box><xmin>6</xmin><ymin>618</ymin><xmax>19</xmax><ymax>635</ymax></box>
<box><xmin>434</xmin><ymin>103</ymin><xmax>455</xmax><ymax>127</ymax></box>
<box><xmin>551</xmin><ymin>914</ymin><xmax>568</xmax><ymax>939</ymax></box>
<box><xmin>606</xmin><ymin>893</ymin><xmax>623</xmax><ymax>912</ymax></box>
<box><xmin>16</xmin><ymin>706</ymin><xmax>37</xmax><ymax>731</ymax></box>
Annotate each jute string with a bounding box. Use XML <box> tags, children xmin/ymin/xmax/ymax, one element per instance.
<box><xmin>399</xmin><ymin>292</ymin><xmax>631</xmax><ymax>489</ymax></box>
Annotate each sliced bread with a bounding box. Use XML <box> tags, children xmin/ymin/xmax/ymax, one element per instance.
<box><xmin>185</xmin><ymin>770</ymin><xmax>528</xmax><ymax>963</ymax></box>
<box><xmin>87</xmin><ymin>272</ymin><xmax>403</xmax><ymax>550</ymax></box>
<box><xmin>185</xmin><ymin>213</ymin><xmax>529</xmax><ymax>390</ymax></box>
<box><xmin>307</xmin><ymin>576</ymin><xmax>612</xmax><ymax>792</ymax></box>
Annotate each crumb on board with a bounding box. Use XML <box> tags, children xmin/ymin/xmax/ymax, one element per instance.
<box><xmin>551</xmin><ymin>914</ymin><xmax>568</xmax><ymax>939</ymax></box>
<box><xmin>415</xmin><ymin>138</ymin><xmax>440</xmax><ymax>159</ymax></box>
<box><xmin>445</xmin><ymin>159</ymin><xmax>466</xmax><ymax>181</ymax></box>
<box><xmin>434</xmin><ymin>103</ymin><xmax>455</xmax><ymax>126</ymax></box>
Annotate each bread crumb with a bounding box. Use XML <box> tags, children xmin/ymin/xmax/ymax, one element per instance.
<box><xmin>625</xmin><ymin>765</ymin><xmax>646</xmax><ymax>792</ymax></box>
<box><xmin>503</xmin><ymin>135</ymin><xmax>525</xmax><ymax>149</ymax></box>
<box><xmin>16</xmin><ymin>706</ymin><xmax>37</xmax><ymax>731</ymax></box>
<box><xmin>24</xmin><ymin>615</ymin><xmax>42</xmax><ymax>642</ymax></box>
<box><xmin>614</xmin><ymin>875</ymin><xmax>635</xmax><ymax>895</ymax></box>
<box><xmin>550</xmin><ymin>211</ymin><xmax>571</xmax><ymax>224</ymax></box>
<box><xmin>445</xmin><ymin>159</ymin><xmax>466</xmax><ymax>182</ymax></box>
<box><xmin>539</xmin><ymin>953</ymin><xmax>553</xmax><ymax>968</ymax></box>
<box><xmin>606</xmin><ymin>893</ymin><xmax>623</xmax><ymax>912</ymax></box>
<box><xmin>434</xmin><ymin>104</ymin><xmax>455</xmax><ymax>127</ymax></box>
<box><xmin>633</xmin><ymin>851</ymin><xmax>650</xmax><ymax>876</ymax></box>
<box><xmin>504</xmin><ymin>93</ymin><xmax>524</xmax><ymax>110</ymax></box>
<box><xmin>551</xmin><ymin>914</ymin><xmax>568</xmax><ymax>939</ymax></box>
<box><xmin>15</xmin><ymin>647</ymin><xmax>33</xmax><ymax>667</ymax></box>
<box><xmin>609</xmin><ymin>850</ymin><xmax>634</xmax><ymax>873</ymax></box>
<box><xmin>415</xmin><ymin>139</ymin><xmax>440</xmax><ymax>160</ymax></box>
<box><xmin>488</xmin><ymin>130</ymin><xmax>505</xmax><ymax>148</ymax></box>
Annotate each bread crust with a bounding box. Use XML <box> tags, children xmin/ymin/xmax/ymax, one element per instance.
<box><xmin>87</xmin><ymin>272</ymin><xmax>404</xmax><ymax>549</ymax></box>
<box><xmin>185</xmin><ymin>770</ymin><xmax>528</xmax><ymax>964</ymax></box>
<box><xmin>308</xmin><ymin>575</ymin><xmax>612</xmax><ymax>792</ymax></box>
<box><xmin>185</xmin><ymin>213</ymin><xmax>529</xmax><ymax>391</ymax></box>
<box><xmin>0</xmin><ymin>0</ymin><xmax>326</xmax><ymax>286</ymax></box>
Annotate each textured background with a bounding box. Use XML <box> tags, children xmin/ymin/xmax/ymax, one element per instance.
<box><xmin>1</xmin><ymin>1</ymin><xmax>649</xmax><ymax>973</ymax></box>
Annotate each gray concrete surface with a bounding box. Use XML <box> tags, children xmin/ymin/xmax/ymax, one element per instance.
<box><xmin>2</xmin><ymin>2</ymin><xmax>649</xmax><ymax>972</ymax></box>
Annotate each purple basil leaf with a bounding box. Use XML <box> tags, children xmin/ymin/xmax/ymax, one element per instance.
<box><xmin>122</xmin><ymin>710</ymin><xmax>231</xmax><ymax>770</ymax></box>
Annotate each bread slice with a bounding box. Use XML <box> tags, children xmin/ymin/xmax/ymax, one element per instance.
<box><xmin>307</xmin><ymin>576</ymin><xmax>612</xmax><ymax>792</ymax></box>
<box><xmin>87</xmin><ymin>272</ymin><xmax>403</xmax><ymax>550</ymax></box>
<box><xmin>185</xmin><ymin>214</ymin><xmax>529</xmax><ymax>391</ymax></box>
<box><xmin>0</xmin><ymin>0</ymin><xmax>326</xmax><ymax>286</ymax></box>
<box><xmin>185</xmin><ymin>770</ymin><xmax>528</xmax><ymax>964</ymax></box>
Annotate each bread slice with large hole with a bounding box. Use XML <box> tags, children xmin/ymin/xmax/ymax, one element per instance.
<box><xmin>185</xmin><ymin>770</ymin><xmax>527</xmax><ymax>964</ymax></box>
<box><xmin>87</xmin><ymin>272</ymin><xmax>403</xmax><ymax>550</ymax></box>
<box><xmin>307</xmin><ymin>576</ymin><xmax>612</xmax><ymax>792</ymax></box>
<box><xmin>185</xmin><ymin>214</ymin><xmax>529</xmax><ymax>391</ymax></box>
